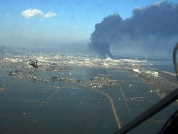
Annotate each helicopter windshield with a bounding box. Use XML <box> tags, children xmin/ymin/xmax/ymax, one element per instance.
<box><xmin>0</xmin><ymin>0</ymin><xmax>178</xmax><ymax>134</ymax></box>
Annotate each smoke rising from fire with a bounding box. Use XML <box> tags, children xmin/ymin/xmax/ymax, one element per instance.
<box><xmin>89</xmin><ymin>1</ymin><xmax>178</xmax><ymax>57</ymax></box>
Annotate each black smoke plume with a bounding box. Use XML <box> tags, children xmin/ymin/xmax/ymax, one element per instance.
<box><xmin>89</xmin><ymin>1</ymin><xmax>178</xmax><ymax>57</ymax></box>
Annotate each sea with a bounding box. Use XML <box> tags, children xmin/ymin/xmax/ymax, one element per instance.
<box><xmin>0</xmin><ymin>55</ymin><xmax>178</xmax><ymax>134</ymax></box>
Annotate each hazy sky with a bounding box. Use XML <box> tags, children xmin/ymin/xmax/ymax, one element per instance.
<box><xmin>0</xmin><ymin>0</ymin><xmax>177</xmax><ymax>53</ymax></box>
<box><xmin>89</xmin><ymin>1</ymin><xmax>178</xmax><ymax>57</ymax></box>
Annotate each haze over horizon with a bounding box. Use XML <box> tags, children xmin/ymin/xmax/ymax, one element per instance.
<box><xmin>0</xmin><ymin>0</ymin><xmax>178</xmax><ymax>57</ymax></box>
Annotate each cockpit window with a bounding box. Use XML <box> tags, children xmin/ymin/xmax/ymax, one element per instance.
<box><xmin>0</xmin><ymin>0</ymin><xmax>178</xmax><ymax>134</ymax></box>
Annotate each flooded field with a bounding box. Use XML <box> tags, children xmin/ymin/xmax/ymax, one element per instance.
<box><xmin>0</xmin><ymin>52</ymin><xmax>178</xmax><ymax>134</ymax></box>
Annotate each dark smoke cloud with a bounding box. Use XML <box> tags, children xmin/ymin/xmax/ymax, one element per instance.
<box><xmin>89</xmin><ymin>1</ymin><xmax>178</xmax><ymax>57</ymax></box>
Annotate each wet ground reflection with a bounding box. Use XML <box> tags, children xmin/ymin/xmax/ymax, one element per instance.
<box><xmin>0</xmin><ymin>55</ymin><xmax>177</xmax><ymax>134</ymax></box>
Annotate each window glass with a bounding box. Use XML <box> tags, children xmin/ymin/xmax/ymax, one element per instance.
<box><xmin>0</xmin><ymin>0</ymin><xmax>178</xmax><ymax>134</ymax></box>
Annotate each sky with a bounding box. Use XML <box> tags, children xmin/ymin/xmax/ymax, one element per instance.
<box><xmin>89</xmin><ymin>0</ymin><xmax>178</xmax><ymax>57</ymax></box>
<box><xmin>0</xmin><ymin>0</ymin><xmax>178</xmax><ymax>55</ymax></box>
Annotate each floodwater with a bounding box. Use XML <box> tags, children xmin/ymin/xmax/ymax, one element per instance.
<box><xmin>0</xmin><ymin>60</ymin><xmax>178</xmax><ymax>134</ymax></box>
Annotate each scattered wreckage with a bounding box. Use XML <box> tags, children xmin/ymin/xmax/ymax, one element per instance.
<box><xmin>7</xmin><ymin>59</ymin><xmax>119</xmax><ymax>90</ymax></box>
